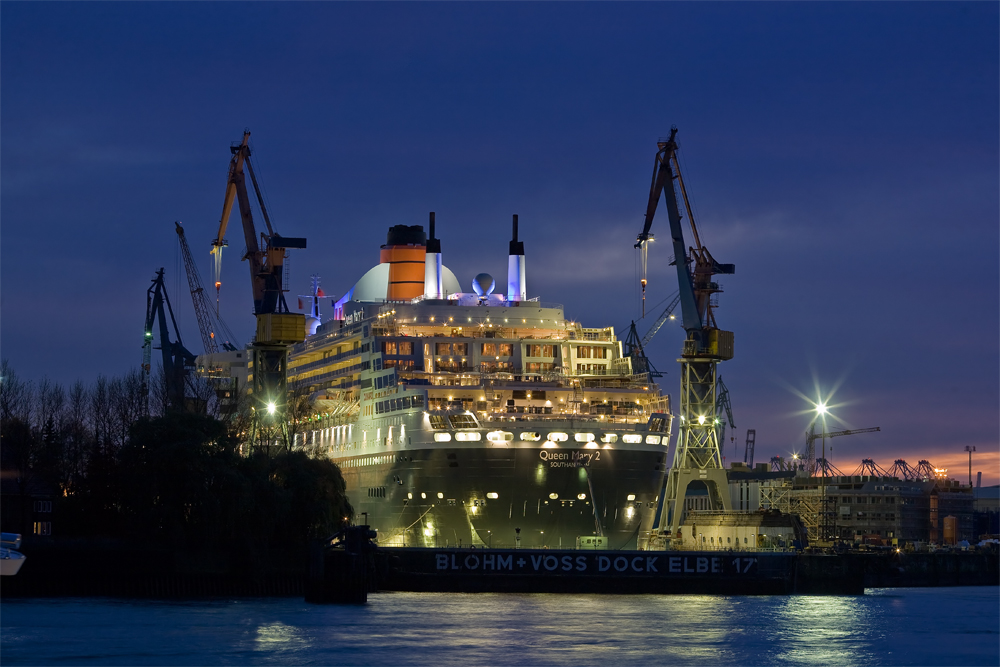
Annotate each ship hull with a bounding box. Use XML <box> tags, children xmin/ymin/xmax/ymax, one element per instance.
<box><xmin>324</xmin><ymin>429</ymin><xmax>668</xmax><ymax>550</ymax></box>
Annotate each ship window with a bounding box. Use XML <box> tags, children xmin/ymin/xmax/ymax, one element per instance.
<box><xmin>434</xmin><ymin>433</ymin><xmax>452</xmax><ymax>442</ymax></box>
<box><xmin>448</xmin><ymin>414</ymin><xmax>478</xmax><ymax>429</ymax></box>
<box><xmin>648</xmin><ymin>416</ymin><xmax>668</xmax><ymax>433</ymax></box>
<box><xmin>486</xmin><ymin>492</ymin><xmax>499</xmax><ymax>499</ymax></box>
<box><xmin>487</xmin><ymin>431</ymin><xmax>514</xmax><ymax>442</ymax></box>
<box><xmin>626</xmin><ymin>494</ymin><xmax>636</xmax><ymax>501</ymax></box>
<box><xmin>453</xmin><ymin>343</ymin><xmax>468</xmax><ymax>355</ymax></box>
<box><xmin>602</xmin><ymin>434</ymin><xmax>618</xmax><ymax>444</ymax></box>
<box><xmin>520</xmin><ymin>432</ymin><xmax>541</xmax><ymax>441</ymax></box>
<box><xmin>436</xmin><ymin>343</ymin><xmax>450</xmax><ymax>355</ymax></box>
<box><xmin>482</xmin><ymin>343</ymin><xmax>497</xmax><ymax>356</ymax></box>
<box><xmin>499</xmin><ymin>344</ymin><xmax>513</xmax><ymax>356</ymax></box>
<box><xmin>399</xmin><ymin>341</ymin><xmax>413</xmax><ymax>355</ymax></box>
<box><xmin>574</xmin><ymin>433</ymin><xmax>595</xmax><ymax>442</ymax></box>
<box><xmin>384</xmin><ymin>342</ymin><xmax>398</xmax><ymax>355</ymax></box>
<box><xmin>646</xmin><ymin>435</ymin><xmax>662</xmax><ymax>445</ymax></box>
<box><xmin>455</xmin><ymin>432</ymin><xmax>482</xmax><ymax>441</ymax></box>
<box><xmin>437</xmin><ymin>492</ymin><xmax>444</xmax><ymax>499</ymax></box>
<box><xmin>623</xmin><ymin>434</ymin><xmax>643</xmax><ymax>444</ymax></box>
<box><xmin>429</xmin><ymin>415</ymin><xmax>448</xmax><ymax>430</ymax></box>
<box><xmin>547</xmin><ymin>432</ymin><xmax>568</xmax><ymax>442</ymax></box>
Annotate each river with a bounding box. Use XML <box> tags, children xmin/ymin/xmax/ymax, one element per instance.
<box><xmin>2</xmin><ymin>587</ymin><xmax>997</xmax><ymax>666</ymax></box>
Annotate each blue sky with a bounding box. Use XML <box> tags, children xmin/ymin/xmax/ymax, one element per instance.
<box><xmin>2</xmin><ymin>2</ymin><xmax>997</xmax><ymax>480</ymax></box>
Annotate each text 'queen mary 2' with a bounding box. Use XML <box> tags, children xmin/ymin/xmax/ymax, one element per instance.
<box><xmin>288</xmin><ymin>215</ymin><xmax>672</xmax><ymax>550</ymax></box>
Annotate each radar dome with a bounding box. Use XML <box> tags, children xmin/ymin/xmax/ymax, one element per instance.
<box><xmin>472</xmin><ymin>273</ymin><xmax>495</xmax><ymax>297</ymax></box>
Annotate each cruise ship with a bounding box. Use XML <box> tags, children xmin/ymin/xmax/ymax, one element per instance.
<box><xmin>288</xmin><ymin>215</ymin><xmax>673</xmax><ymax>550</ymax></box>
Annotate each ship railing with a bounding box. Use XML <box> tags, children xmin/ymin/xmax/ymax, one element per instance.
<box><xmin>479</xmin><ymin>413</ymin><xmax>649</xmax><ymax>426</ymax></box>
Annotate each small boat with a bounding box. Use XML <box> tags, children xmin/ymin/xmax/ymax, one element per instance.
<box><xmin>1</xmin><ymin>533</ymin><xmax>26</xmax><ymax>576</ymax></box>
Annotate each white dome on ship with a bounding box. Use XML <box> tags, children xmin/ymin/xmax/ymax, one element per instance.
<box><xmin>348</xmin><ymin>263</ymin><xmax>461</xmax><ymax>302</ymax></box>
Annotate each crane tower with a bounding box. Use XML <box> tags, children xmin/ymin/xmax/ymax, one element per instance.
<box><xmin>635</xmin><ymin>128</ymin><xmax>736</xmax><ymax>546</ymax></box>
<box><xmin>211</xmin><ymin>131</ymin><xmax>307</xmax><ymax>450</ymax></box>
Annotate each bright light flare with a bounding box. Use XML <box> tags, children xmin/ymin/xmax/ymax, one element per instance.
<box><xmin>267</xmin><ymin>402</ymin><xmax>276</xmax><ymax>415</ymax></box>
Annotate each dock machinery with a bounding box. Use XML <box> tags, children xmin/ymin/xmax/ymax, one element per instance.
<box><xmin>210</xmin><ymin>131</ymin><xmax>306</xmax><ymax>448</ymax></box>
<box><xmin>176</xmin><ymin>221</ymin><xmax>238</xmax><ymax>354</ymax></box>
<box><xmin>141</xmin><ymin>268</ymin><xmax>198</xmax><ymax>414</ymax></box>
<box><xmin>635</xmin><ymin>128</ymin><xmax>736</xmax><ymax>545</ymax></box>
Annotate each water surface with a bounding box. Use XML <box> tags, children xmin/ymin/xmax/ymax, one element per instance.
<box><xmin>2</xmin><ymin>587</ymin><xmax>997</xmax><ymax>666</ymax></box>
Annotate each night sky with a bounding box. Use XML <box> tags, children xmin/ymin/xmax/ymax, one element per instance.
<box><xmin>2</xmin><ymin>3</ymin><xmax>997</xmax><ymax>482</ymax></box>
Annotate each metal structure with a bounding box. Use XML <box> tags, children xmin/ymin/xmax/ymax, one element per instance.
<box><xmin>770</xmin><ymin>455</ymin><xmax>785</xmax><ymax>472</ymax></box>
<box><xmin>965</xmin><ymin>445</ymin><xmax>976</xmax><ymax>486</ymax></box>
<box><xmin>888</xmin><ymin>459</ymin><xmax>917</xmax><ymax>480</ymax></box>
<box><xmin>804</xmin><ymin>425</ymin><xmax>880</xmax><ymax>477</ymax></box>
<box><xmin>914</xmin><ymin>460</ymin><xmax>938</xmax><ymax>480</ymax></box>
<box><xmin>141</xmin><ymin>268</ymin><xmax>197</xmax><ymax>414</ymax></box>
<box><xmin>744</xmin><ymin>429</ymin><xmax>756</xmax><ymax>467</ymax></box>
<box><xmin>815</xmin><ymin>458</ymin><xmax>846</xmax><ymax>477</ymax></box>
<box><xmin>853</xmin><ymin>458</ymin><xmax>889</xmax><ymax>477</ymax></box>
<box><xmin>176</xmin><ymin>221</ymin><xmax>238</xmax><ymax>354</ymax></box>
<box><xmin>210</xmin><ymin>131</ymin><xmax>307</xmax><ymax>449</ymax></box>
<box><xmin>640</xmin><ymin>291</ymin><xmax>681</xmax><ymax>348</ymax></box>
<box><xmin>622</xmin><ymin>321</ymin><xmax>661</xmax><ymax>379</ymax></box>
<box><xmin>715</xmin><ymin>376</ymin><xmax>736</xmax><ymax>456</ymax></box>
<box><xmin>635</xmin><ymin>128</ymin><xmax>736</xmax><ymax>543</ymax></box>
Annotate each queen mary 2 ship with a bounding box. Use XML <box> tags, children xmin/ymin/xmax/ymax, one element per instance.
<box><xmin>288</xmin><ymin>214</ymin><xmax>672</xmax><ymax>550</ymax></box>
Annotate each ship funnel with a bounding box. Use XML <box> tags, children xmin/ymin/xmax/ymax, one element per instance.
<box><xmin>380</xmin><ymin>224</ymin><xmax>426</xmax><ymax>300</ymax></box>
<box><xmin>507</xmin><ymin>214</ymin><xmax>526</xmax><ymax>301</ymax></box>
<box><xmin>424</xmin><ymin>212</ymin><xmax>443</xmax><ymax>299</ymax></box>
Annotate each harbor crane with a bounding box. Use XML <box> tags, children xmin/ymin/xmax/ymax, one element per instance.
<box><xmin>141</xmin><ymin>268</ymin><xmax>197</xmax><ymax>414</ymax></box>
<box><xmin>176</xmin><ymin>221</ymin><xmax>238</xmax><ymax>354</ymax></box>
<box><xmin>211</xmin><ymin>131</ymin><xmax>307</xmax><ymax>448</ymax></box>
<box><xmin>715</xmin><ymin>376</ymin><xmax>736</xmax><ymax>456</ymax></box>
<box><xmin>804</xmin><ymin>425</ymin><xmax>880</xmax><ymax>477</ymax></box>
<box><xmin>635</xmin><ymin>128</ymin><xmax>736</xmax><ymax>544</ymax></box>
<box><xmin>641</xmin><ymin>291</ymin><xmax>681</xmax><ymax>348</ymax></box>
<box><xmin>744</xmin><ymin>429</ymin><xmax>756</xmax><ymax>467</ymax></box>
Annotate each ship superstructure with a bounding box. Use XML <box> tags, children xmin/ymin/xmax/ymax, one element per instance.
<box><xmin>287</xmin><ymin>216</ymin><xmax>673</xmax><ymax>549</ymax></box>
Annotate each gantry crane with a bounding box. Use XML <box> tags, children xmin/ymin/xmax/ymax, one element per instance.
<box><xmin>635</xmin><ymin>128</ymin><xmax>736</xmax><ymax>544</ymax></box>
<box><xmin>210</xmin><ymin>131</ymin><xmax>307</xmax><ymax>447</ymax></box>
<box><xmin>141</xmin><ymin>268</ymin><xmax>197</xmax><ymax>414</ymax></box>
<box><xmin>804</xmin><ymin>425</ymin><xmax>880</xmax><ymax>477</ymax></box>
<box><xmin>175</xmin><ymin>221</ymin><xmax>238</xmax><ymax>354</ymax></box>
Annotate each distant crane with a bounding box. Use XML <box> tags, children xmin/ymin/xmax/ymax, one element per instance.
<box><xmin>744</xmin><ymin>428</ymin><xmax>756</xmax><ymax>467</ymax></box>
<box><xmin>715</xmin><ymin>376</ymin><xmax>736</xmax><ymax>455</ymax></box>
<box><xmin>805</xmin><ymin>425</ymin><xmax>880</xmax><ymax>477</ymax></box>
<box><xmin>622</xmin><ymin>321</ymin><xmax>661</xmax><ymax>378</ymax></box>
<box><xmin>141</xmin><ymin>268</ymin><xmax>197</xmax><ymax>414</ymax></box>
<box><xmin>853</xmin><ymin>458</ymin><xmax>889</xmax><ymax>477</ymax></box>
<box><xmin>175</xmin><ymin>221</ymin><xmax>238</xmax><ymax>354</ymax></box>
<box><xmin>888</xmin><ymin>459</ymin><xmax>917</xmax><ymax>480</ymax></box>
<box><xmin>210</xmin><ymin>131</ymin><xmax>307</xmax><ymax>447</ymax></box>
<box><xmin>635</xmin><ymin>127</ymin><xmax>737</xmax><ymax>542</ymax></box>
<box><xmin>640</xmin><ymin>291</ymin><xmax>681</xmax><ymax>348</ymax></box>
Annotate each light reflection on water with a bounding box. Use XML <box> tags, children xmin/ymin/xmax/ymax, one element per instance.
<box><xmin>1</xmin><ymin>588</ymin><xmax>997</xmax><ymax>666</ymax></box>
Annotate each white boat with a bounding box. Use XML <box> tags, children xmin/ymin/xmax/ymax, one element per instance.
<box><xmin>0</xmin><ymin>533</ymin><xmax>25</xmax><ymax>576</ymax></box>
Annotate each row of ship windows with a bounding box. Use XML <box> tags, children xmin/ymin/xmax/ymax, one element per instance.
<box><xmin>430</xmin><ymin>431</ymin><xmax>663</xmax><ymax>445</ymax></box>
<box><xmin>397</xmin><ymin>343</ymin><xmax>611</xmax><ymax>359</ymax></box>
<box><xmin>343</xmin><ymin>455</ymin><xmax>401</xmax><ymax>468</ymax></box>
<box><xmin>375</xmin><ymin>395</ymin><xmax>425</xmax><ymax>414</ymax></box>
